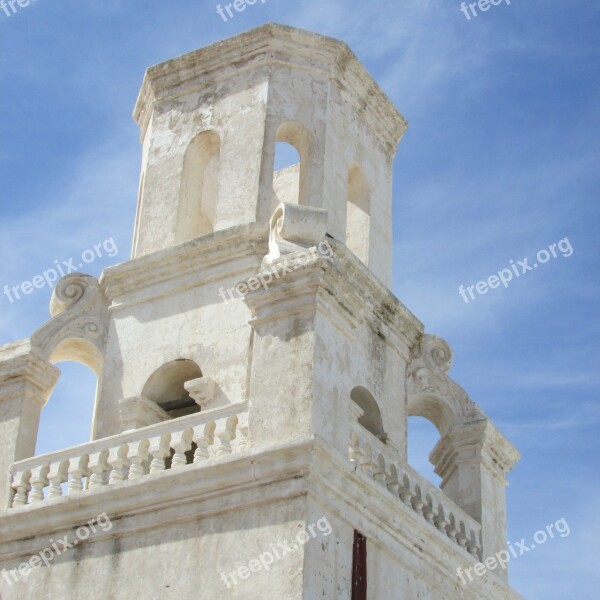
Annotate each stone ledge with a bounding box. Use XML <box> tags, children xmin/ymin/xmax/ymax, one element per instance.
<box><xmin>133</xmin><ymin>23</ymin><xmax>407</xmax><ymax>153</ymax></box>
<box><xmin>0</xmin><ymin>436</ymin><xmax>314</xmax><ymax>557</ymax></box>
<box><xmin>0</xmin><ymin>435</ymin><xmax>523</xmax><ymax>600</ymax></box>
<box><xmin>99</xmin><ymin>222</ymin><xmax>268</xmax><ymax>307</ymax></box>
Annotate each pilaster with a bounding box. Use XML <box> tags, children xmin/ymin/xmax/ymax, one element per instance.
<box><xmin>0</xmin><ymin>340</ymin><xmax>60</xmax><ymax>508</ymax></box>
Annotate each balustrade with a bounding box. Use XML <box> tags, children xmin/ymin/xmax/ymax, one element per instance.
<box><xmin>8</xmin><ymin>405</ymin><xmax>248</xmax><ymax>510</ymax></box>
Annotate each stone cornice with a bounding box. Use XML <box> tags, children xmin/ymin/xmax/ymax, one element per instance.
<box><xmin>99</xmin><ymin>223</ymin><xmax>268</xmax><ymax>309</ymax></box>
<box><xmin>324</xmin><ymin>239</ymin><xmax>424</xmax><ymax>353</ymax></box>
<box><xmin>0</xmin><ymin>435</ymin><xmax>523</xmax><ymax>600</ymax></box>
<box><xmin>0</xmin><ymin>437</ymin><xmax>314</xmax><ymax>552</ymax></box>
<box><xmin>0</xmin><ymin>340</ymin><xmax>60</xmax><ymax>405</ymax></box>
<box><xmin>244</xmin><ymin>238</ymin><xmax>423</xmax><ymax>356</ymax></box>
<box><xmin>431</xmin><ymin>419</ymin><xmax>521</xmax><ymax>485</ymax></box>
<box><xmin>133</xmin><ymin>23</ymin><xmax>407</xmax><ymax>154</ymax></box>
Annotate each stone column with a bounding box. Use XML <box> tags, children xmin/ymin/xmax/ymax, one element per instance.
<box><xmin>430</xmin><ymin>419</ymin><xmax>520</xmax><ymax>577</ymax></box>
<box><xmin>0</xmin><ymin>340</ymin><xmax>60</xmax><ymax>508</ymax></box>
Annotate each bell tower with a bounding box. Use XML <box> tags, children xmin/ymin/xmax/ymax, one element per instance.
<box><xmin>131</xmin><ymin>23</ymin><xmax>406</xmax><ymax>286</ymax></box>
<box><xmin>0</xmin><ymin>24</ymin><xmax>524</xmax><ymax>600</ymax></box>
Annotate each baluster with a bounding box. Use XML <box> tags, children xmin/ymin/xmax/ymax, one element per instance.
<box><xmin>171</xmin><ymin>429</ymin><xmax>193</xmax><ymax>469</ymax></box>
<box><xmin>88</xmin><ymin>450</ymin><xmax>109</xmax><ymax>489</ymax></box>
<box><xmin>149</xmin><ymin>434</ymin><xmax>171</xmax><ymax>474</ymax></box>
<box><xmin>349</xmin><ymin>431</ymin><xmax>363</xmax><ymax>464</ymax></box>
<box><xmin>212</xmin><ymin>417</ymin><xmax>237</xmax><ymax>457</ymax></box>
<box><xmin>235</xmin><ymin>413</ymin><xmax>249</xmax><ymax>452</ymax></box>
<box><xmin>11</xmin><ymin>470</ymin><xmax>31</xmax><ymax>508</ymax></box>
<box><xmin>28</xmin><ymin>465</ymin><xmax>49</xmax><ymax>504</ymax></box>
<box><xmin>193</xmin><ymin>422</ymin><xmax>215</xmax><ymax>463</ymax></box>
<box><xmin>68</xmin><ymin>456</ymin><xmax>89</xmax><ymax>495</ymax></box>
<box><xmin>423</xmin><ymin>493</ymin><xmax>435</xmax><ymax>524</ymax></box>
<box><xmin>398</xmin><ymin>474</ymin><xmax>413</xmax><ymax>506</ymax></box>
<box><xmin>358</xmin><ymin>444</ymin><xmax>377</xmax><ymax>478</ymax></box>
<box><xmin>446</xmin><ymin>513</ymin><xmax>458</xmax><ymax>543</ymax></box>
<box><xmin>108</xmin><ymin>445</ymin><xmax>130</xmax><ymax>485</ymax></box>
<box><xmin>433</xmin><ymin>504</ymin><xmax>448</xmax><ymax>534</ymax></box>
<box><xmin>411</xmin><ymin>484</ymin><xmax>424</xmax><ymax>516</ymax></box>
<box><xmin>457</xmin><ymin>521</ymin><xmax>468</xmax><ymax>549</ymax></box>
<box><xmin>127</xmin><ymin>440</ymin><xmax>150</xmax><ymax>480</ymax></box>
<box><xmin>373</xmin><ymin>455</ymin><xmax>387</xmax><ymax>486</ymax></box>
<box><xmin>467</xmin><ymin>530</ymin><xmax>480</xmax><ymax>558</ymax></box>
<box><xmin>386</xmin><ymin>464</ymin><xmax>400</xmax><ymax>495</ymax></box>
<box><xmin>47</xmin><ymin>461</ymin><xmax>69</xmax><ymax>500</ymax></box>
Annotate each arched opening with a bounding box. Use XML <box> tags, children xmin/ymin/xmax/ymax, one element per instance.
<box><xmin>407</xmin><ymin>416</ymin><xmax>442</xmax><ymax>487</ymax></box>
<box><xmin>273</xmin><ymin>122</ymin><xmax>310</xmax><ymax>207</ymax></box>
<box><xmin>351</xmin><ymin>386</ymin><xmax>386</xmax><ymax>443</ymax></box>
<box><xmin>177</xmin><ymin>130</ymin><xmax>221</xmax><ymax>243</ymax></box>
<box><xmin>346</xmin><ymin>164</ymin><xmax>370</xmax><ymax>264</ymax></box>
<box><xmin>142</xmin><ymin>359</ymin><xmax>203</xmax><ymax>419</ymax></box>
<box><xmin>274</xmin><ymin>141</ymin><xmax>300</xmax><ymax>171</ymax></box>
<box><xmin>36</xmin><ymin>361</ymin><xmax>98</xmax><ymax>456</ymax></box>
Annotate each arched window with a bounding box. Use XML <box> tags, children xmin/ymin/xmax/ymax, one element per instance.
<box><xmin>346</xmin><ymin>164</ymin><xmax>370</xmax><ymax>264</ymax></box>
<box><xmin>36</xmin><ymin>361</ymin><xmax>98</xmax><ymax>456</ymax></box>
<box><xmin>177</xmin><ymin>131</ymin><xmax>221</xmax><ymax>243</ymax></box>
<box><xmin>351</xmin><ymin>386</ymin><xmax>386</xmax><ymax>442</ymax></box>
<box><xmin>407</xmin><ymin>416</ymin><xmax>442</xmax><ymax>487</ymax></box>
<box><xmin>273</xmin><ymin>142</ymin><xmax>300</xmax><ymax>205</ymax></box>
<box><xmin>142</xmin><ymin>359</ymin><xmax>203</xmax><ymax>419</ymax></box>
<box><xmin>273</xmin><ymin>122</ymin><xmax>310</xmax><ymax>207</ymax></box>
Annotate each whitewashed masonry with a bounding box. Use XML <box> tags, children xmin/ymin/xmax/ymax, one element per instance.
<box><xmin>0</xmin><ymin>24</ymin><xmax>523</xmax><ymax>600</ymax></box>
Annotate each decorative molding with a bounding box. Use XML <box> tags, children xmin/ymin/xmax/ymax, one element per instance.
<box><xmin>0</xmin><ymin>340</ymin><xmax>60</xmax><ymax>405</ymax></box>
<box><xmin>245</xmin><ymin>232</ymin><xmax>422</xmax><ymax>353</ymax></box>
<box><xmin>100</xmin><ymin>222</ymin><xmax>267</xmax><ymax>307</ymax></box>
<box><xmin>407</xmin><ymin>334</ymin><xmax>485</xmax><ymax>435</ymax></box>
<box><xmin>263</xmin><ymin>202</ymin><xmax>328</xmax><ymax>265</ymax></box>
<box><xmin>133</xmin><ymin>24</ymin><xmax>407</xmax><ymax>153</ymax></box>
<box><xmin>31</xmin><ymin>274</ymin><xmax>109</xmax><ymax>375</ymax></box>
<box><xmin>431</xmin><ymin>419</ymin><xmax>521</xmax><ymax>485</ymax></box>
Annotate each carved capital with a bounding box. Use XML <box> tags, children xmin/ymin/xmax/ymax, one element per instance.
<box><xmin>431</xmin><ymin>419</ymin><xmax>521</xmax><ymax>486</ymax></box>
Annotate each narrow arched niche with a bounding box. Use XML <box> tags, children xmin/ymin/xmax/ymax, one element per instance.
<box><xmin>142</xmin><ymin>359</ymin><xmax>203</xmax><ymax>419</ymax></box>
<box><xmin>346</xmin><ymin>164</ymin><xmax>371</xmax><ymax>264</ymax></box>
<box><xmin>177</xmin><ymin>131</ymin><xmax>221</xmax><ymax>243</ymax></box>
<box><xmin>273</xmin><ymin>122</ymin><xmax>310</xmax><ymax>207</ymax></box>
<box><xmin>351</xmin><ymin>386</ymin><xmax>386</xmax><ymax>443</ymax></box>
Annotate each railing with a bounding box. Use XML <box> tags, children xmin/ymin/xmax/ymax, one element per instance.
<box><xmin>8</xmin><ymin>403</ymin><xmax>249</xmax><ymax>510</ymax></box>
<box><xmin>349</xmin><ymin>420</ymin><xmax>482</xmax><ymax>560</ymax></box>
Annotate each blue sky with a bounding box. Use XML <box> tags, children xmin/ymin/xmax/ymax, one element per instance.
<box><xmin>1</xmin><ymin>0</ymin><xmax>598</xmax><ymax>597</ymax></box>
